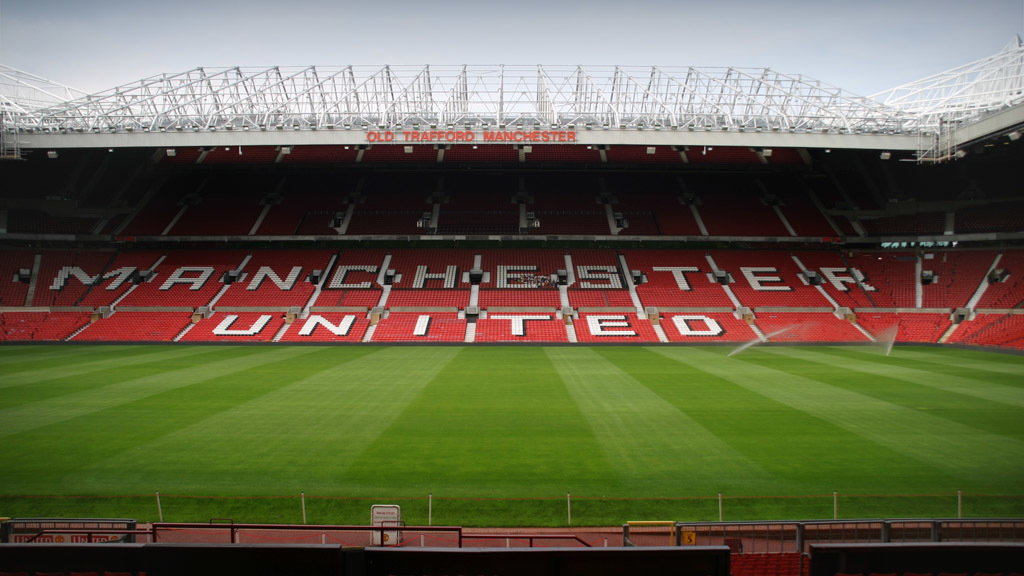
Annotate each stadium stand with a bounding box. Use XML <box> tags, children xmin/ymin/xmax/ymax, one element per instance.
<box><xmin>474</xmin><ymin>313</ymin><xmax>571</xmax><ymax>342</ymax></box>
<box><xmin>213</xmin><ymin>250</ymin><xmax>335</xmax><ymax>309</ymax></box>
<box><xmin>661</xmin><ymin>312</ymin><xmax>759</xmax><ymax>342</ymax></box>
<box><xmin>30</xmin><ymin>250</ymin><xmax>117</xmax><ymax>307</ymax></box>
<box><xmin>0</xmin><ymin>311</ymin><xmax>91</xmax><ymax>341</ymax></box>
<box><xmin>372</xmin><ymin>312</ymin><xmax>467</xmax><ymax>342</ymax></box>
<box><xmin>72</xmin><ymin>312</ymin><xmax>192</xmax><ymax>342</ymax></box>
<box><xmin>0</xmin><ymin>250</ymin><xmax>37</xmax><ymax>307</ymax></box>
<box><xmin>574</xmin><ymin>312</ymin><xmax>660</xmax><ymax>342</ymax></box>
<box><xmin>276</xmin><ymin>313</ymin><xmax>371</xmax><ymax>342</ymax></box>
<box><xmin>709</xmin><ymin>250</ymin><xmax>833</xmax><ymax>308</ymax></box>
<box><xmin>855</xmin><ymin>312</ymin><xmax>952</xmax><ymax>343</ymax></box>
<box><xmin>178</xmin><ymin>312</ymin><xmax>288</xmax><ymax>342</ymax></box>
<box><xmin>753</xmin><ymin>312</ymin><xmax>869</xmax><ymax>342</ymax></box>
<box><xmin>113</xmin><ymin>250</ymin><xmax>248</xmax><ymax>309</ymax></box>
<box><xmin>947</xmin><ymin>313</ymin><xmax>1024</xmax><ymax>350</ymax></box>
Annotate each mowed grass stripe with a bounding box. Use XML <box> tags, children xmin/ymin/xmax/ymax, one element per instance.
<box><xmin>812</xmin><ymin>346</ymin><xmax>1024</xmax><ymax>400</ymax></box>
<box><xmin>762</xmin><ymin>345</ymin><xmax>1024</xmax><ymax>412</ymax></box>
<box><xmin>845</xmin><ymin>346</ymin><xmax>1024</xmax><ymax>386</ymax></box>
<box><xmin>0</xmin><ymin>346</ymin><xmax>293</xmax><ymax>438</ymax></box>
<box><xmin>0</xmin><ymin>345</ymin><xmax>227</xmax><ymax>390</ymax></box>
<box><xmin>72</xmin><ymin>347</ymin><xmax>461</xmax><ymax>495</ymax></box>
<box><xmin>892</xmin><ymin>346</ymin><xmax>1024</xmax><ymax>375</ymax></box>
<box><xmin>0</xmin><ymin>344</ymin><xmax>148</xmax><ymax>367</ymax></box>
<box><xmin>545</xmin><ymin>347</ymin><xmax>764</xmax><ymax>493</ymax></box>
<box><xmin>0</xmin><ymin>347</ymin><xmax>249</xmax><ymax>411</ymax></box>
<box><xmin>344</xmin><ymin>348</ymin><xmax>613</xmax><ymax>497</ymax></box>
<box><xmin>0</xmin><ymin>345</ymin><xmax>333</xmax><ymax>494</ymax></box>
<box><xmin>753</xmin><ymin>347</ymin><xmax>1024</xmax><ymax>441</ymax></box>
<box><xmin>652</xmin><ymin>347</ymin><xmax>1024</xmax><ymax>487</ymax></box>
<box><xmin>593</xmin><ymin>347</ymin><xmax>953</xmax><ymax>494</ymax></box>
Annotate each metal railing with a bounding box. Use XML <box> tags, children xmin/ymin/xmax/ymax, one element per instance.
<box><xmin>623</xmin><ymin>518</ymin><xmax>1024</xmax><ymax>553</ymax></box>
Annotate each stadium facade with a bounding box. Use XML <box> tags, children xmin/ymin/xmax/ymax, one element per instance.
<box><xmin>0</xmin><ymin>40</ymin><xmax>1023</xmax><ymax>347</ymax></box>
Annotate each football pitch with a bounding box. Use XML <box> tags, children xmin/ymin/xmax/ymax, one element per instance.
<box><xmin>1</xmin><ymin>344</ymin><xmax>1022</xmax><ymax>526</ymax></box>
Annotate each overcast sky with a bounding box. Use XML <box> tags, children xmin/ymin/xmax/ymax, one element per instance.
<box><xmin>1</xmin><ymin>0</ymin><xmax>1020</xmax><ymax>97</ymax></box>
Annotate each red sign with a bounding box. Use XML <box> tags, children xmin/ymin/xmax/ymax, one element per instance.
<box><xmin>366</xmin><ymin>130</ymin><xmax>576</xmax><ymax>143</ymax></box>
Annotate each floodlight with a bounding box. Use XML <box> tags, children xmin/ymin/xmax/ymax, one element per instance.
<box><xmin>1008</xmin><ymin>130</ymin><xmax>1021</xmax><ymax>141</ymax></box>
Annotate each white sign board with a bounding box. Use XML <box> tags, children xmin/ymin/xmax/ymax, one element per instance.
<box><xmin>370</xmin><ymin>504</ymin><xmax>402</xmax><ymax>546</ymax></box>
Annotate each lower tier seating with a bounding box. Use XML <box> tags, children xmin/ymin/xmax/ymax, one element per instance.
<box><xmin>179</xmin><ymin>312</ymin><xmax>288</xmax><ymax>342</ymax></box>
<box><xmin>371</xmin><ymin>313</ymin><xmax>467</xmax><ymax>342</ymax></box>
<box><xmin>661</xmin><ymin>313</ymin><xmax>759</xmax><ymax>342</ymax></box>
<box><xmin>0</xmin><ymin>312</ymin><xmax>91</xmax><ymax>341</ymax></box>
<box><xmin>71</xmin><ymin>312</ymin><xmax>192</xmax><ymax>342</ymax></box>
<box><xmin>474</xmin><ymin>314</ymin><xmax>571</xmax><ymax>343</ymax></box>
<box><xmin>754</xmin><ymin>312</ymin><xmax>869</xmax><ymax>342</ymax></box>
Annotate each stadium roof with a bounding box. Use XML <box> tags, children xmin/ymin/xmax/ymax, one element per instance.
<box><xmin>3</xmin><ymin>39</ymin><xmax>1024</xmax><ymax>161</ymax></box>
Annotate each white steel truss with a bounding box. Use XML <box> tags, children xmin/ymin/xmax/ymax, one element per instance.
<box><xmin>871</xmin><ymin>36</ymin><xmax>1024</xmax><ymax>127</ymax></box>
<box><xmin>1</xmin><ymin>64</ymin><xmax>913</xmax><ymax>135</ymax></box>
<box><xmin>3</xmin><ymin>38</ymin><xmax>1024</xmax><ymax>160</ymax></box>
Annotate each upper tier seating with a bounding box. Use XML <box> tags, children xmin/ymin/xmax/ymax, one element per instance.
<box><xmin>254</xmin><ymin>173</ymin><xmax>357</xmax><ymax>236</ymax></box>
<box><xmin>525</xmin><ymin>174</ymin><xmax>609</xmax><ymax>235</ymax></box>
<box><xmin>689</xmin><ymin>174</ymin><xmax>791</xmax><ymax>237</ymax></box>
<box><xmin>165</xmin><ymin>174</ymin><xmax>274</xmax><ymax>236</ymax></box>
<box><xmin>345</xmin><ymin>174</ymin><xmax>435</xmax><ymax>235</ymax></box>
<box><xmin>443</xmin><ymin>144</ymin><xmax>519</xmax><ymax>163</ymax></box>
<box><xmin>435</xmin><ymin>174</ymin><xmax>519</xmax><ymax>235</ymax></box>
<box><xmin>604</xmin><ymin>145</ymin><xmax>682</xmax><ymax>164</ymax></box>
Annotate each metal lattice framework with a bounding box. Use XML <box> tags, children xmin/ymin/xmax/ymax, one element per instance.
<box><xmin>3</xmin><ymin>39</ymin><xmax>1024</xmax><ymax>156</ymax></box>
<box><xmin>872</xmin><ymin>36</ymin><xmax>1024</xmax><ymax>127</ymax></box>
<box><xmin>3</xmin><ymin>64</ymin><xmax>912</xmax><ymax>135</ymax></box>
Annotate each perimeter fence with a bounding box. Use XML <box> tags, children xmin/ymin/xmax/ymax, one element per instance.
<box><xmin>1</xmin><ymin>492</ymin><xmax>1022</xmax><ymax>528</ymax></box>
<box><xmin>623</xmin><ymin>519</ymin><xmax>1024</xmax><ymax>554</ymax></box>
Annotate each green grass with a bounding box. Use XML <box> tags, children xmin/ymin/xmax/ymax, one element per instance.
<box><xmin>0</xmin><ymin>344</ymin><xmax>1022</xmax><ymax>526</ymax></box>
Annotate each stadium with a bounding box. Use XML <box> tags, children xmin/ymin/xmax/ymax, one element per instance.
<box><xmin>1</xmin><ymin>33</ymin><xmax>1024</xmax><ymax>576</ymax></box>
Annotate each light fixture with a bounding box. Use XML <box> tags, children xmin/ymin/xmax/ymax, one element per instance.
<box><xmin>879</xmin><ymin>151</ymin><xmax>891</xmax><ymax>160</ymax></box>
<box><xmin>1008</xmin><ymin>130</ymin><xmax>1021</xmax><ymax>141</ymax></box>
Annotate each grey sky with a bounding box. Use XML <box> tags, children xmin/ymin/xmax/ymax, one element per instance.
<box><xmin>1</xmin><ymin>0</ymin><xmax>1020</xmax><ymax>97</ymax></box>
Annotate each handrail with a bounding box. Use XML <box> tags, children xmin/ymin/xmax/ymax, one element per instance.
<box><xmin>462</xmin><ymin>533</ymin><xmax>592</xmax><ymax>547</ymax></box>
